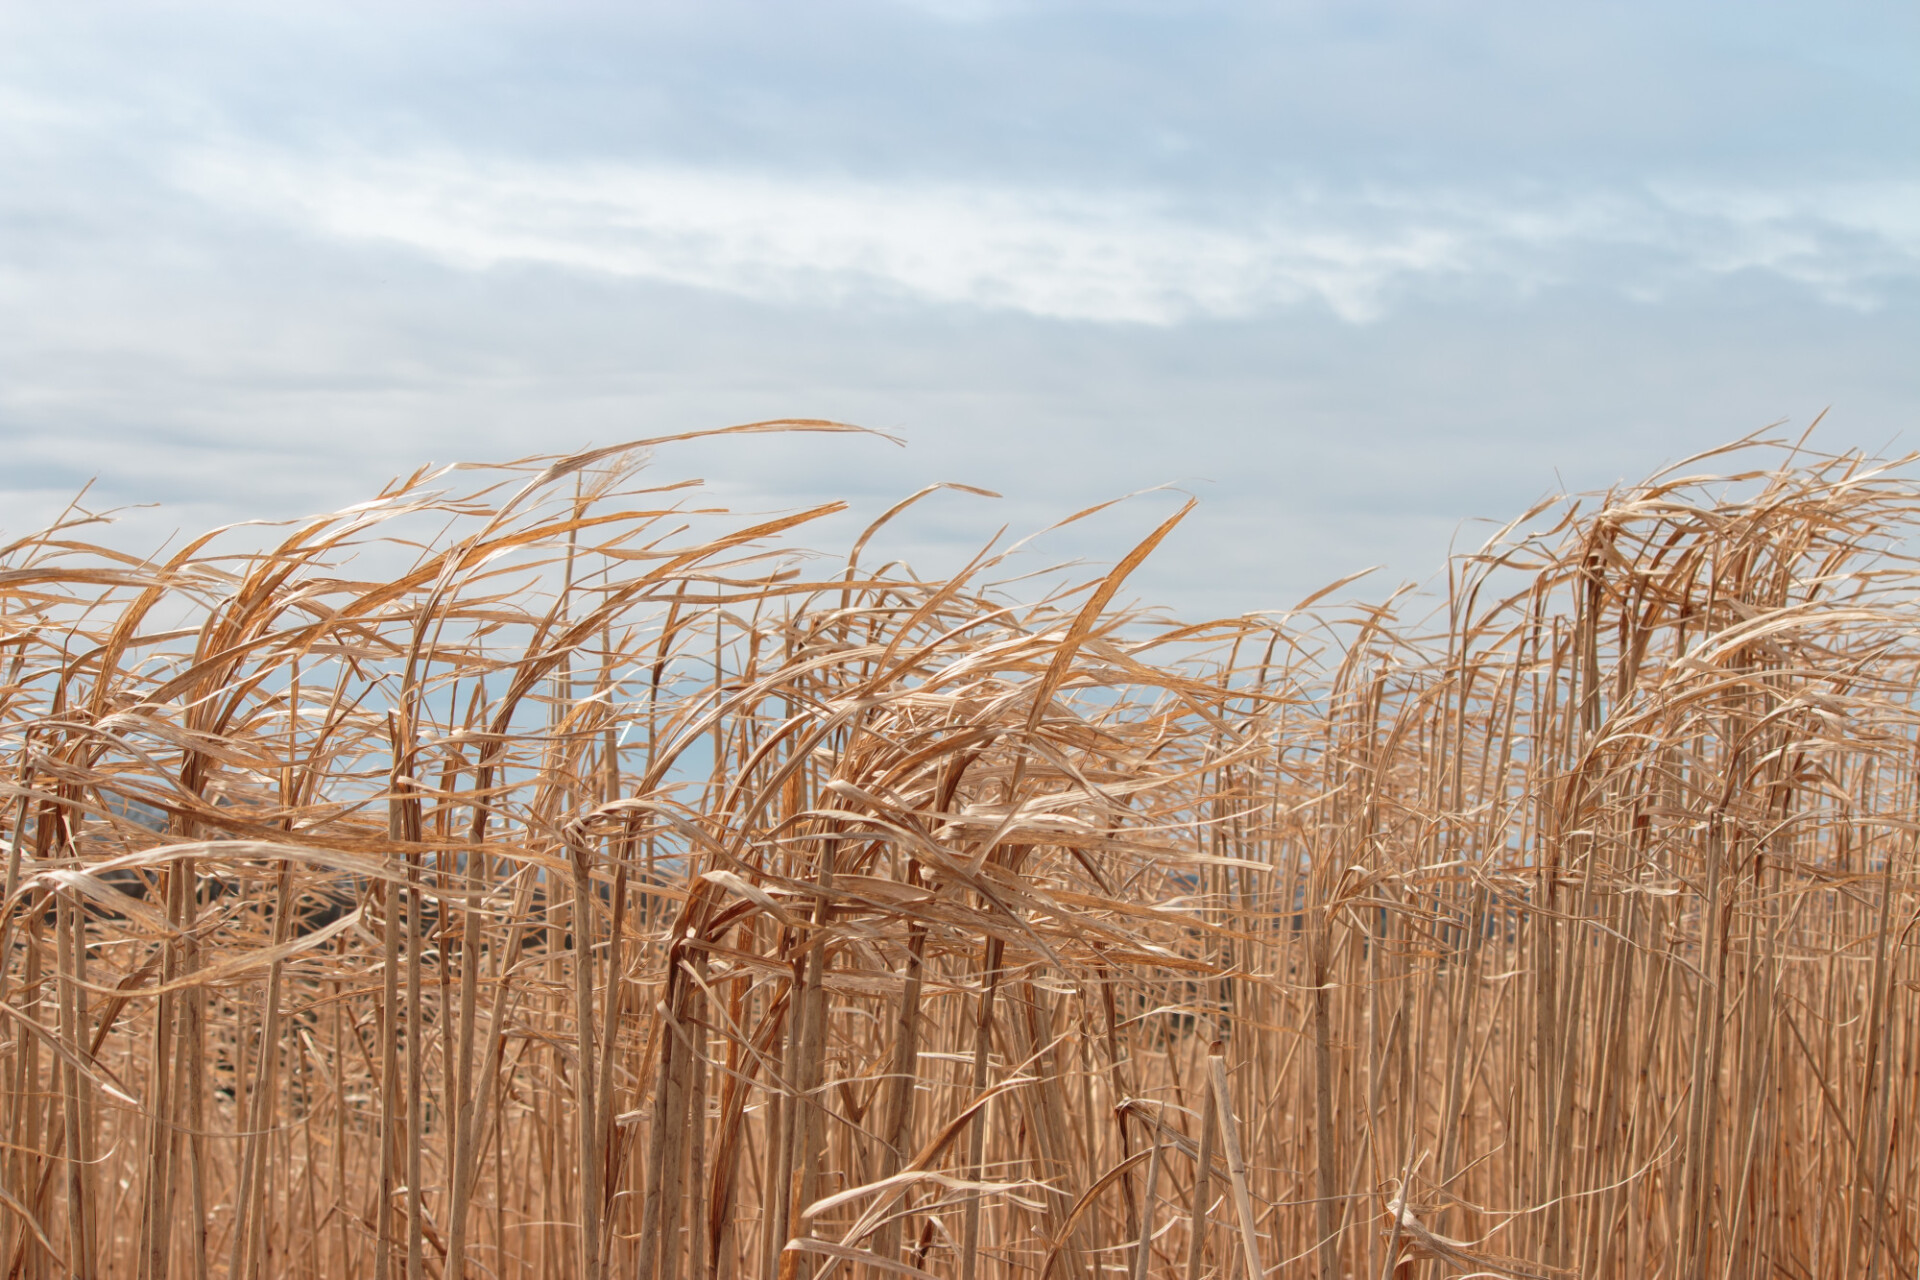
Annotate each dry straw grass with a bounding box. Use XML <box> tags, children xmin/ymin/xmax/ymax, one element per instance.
<box><xmin>2</xmin><ymin>422</ymin><xmax>1917</xmax><ymax>1279</ymax></box>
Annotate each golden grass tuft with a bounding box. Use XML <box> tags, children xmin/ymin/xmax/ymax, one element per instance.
<box><xmin>1</xmin><ymin>424</ymin><xmax>1917</xmax><ymax>1278</ymax></box>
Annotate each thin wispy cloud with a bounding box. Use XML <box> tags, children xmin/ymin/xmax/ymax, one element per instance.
<box><xmin>176</xmin><ymin>147</ymin><xmax>1459</xmax><ymax>323</ymax></box>
<box><xmin>177</xmin><ymin>145</ymin><xmax>1920</xmax><ymax>325</ymax></box>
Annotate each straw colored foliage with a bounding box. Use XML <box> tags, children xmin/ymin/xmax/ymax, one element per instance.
<box><xmin>1</xmin><ymin>424</ymin><xmax>1917</xmax><ymax>1278</ymax></box>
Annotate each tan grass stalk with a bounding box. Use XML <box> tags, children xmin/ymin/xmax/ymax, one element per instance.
<box><xmin>0</xmin><ymin>429</ymin><xmax>1915</xmax><ymax>1279</ymax></box>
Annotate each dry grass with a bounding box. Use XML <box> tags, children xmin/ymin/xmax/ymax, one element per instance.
<box><xmin>2</xmin><ymin>422</ymin><xmax>1917</xmax><ymax>1279</ymax></box>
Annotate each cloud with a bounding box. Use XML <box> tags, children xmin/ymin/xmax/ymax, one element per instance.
<box><xmin>173</xmin><ymin>144</ymin><xmax>1920</xmax><ymax>325</ymax></box>
<box><xmin>174</xmin><ymin>147</ymin><xmax>1463</xmax><ymax>323</ymax></box>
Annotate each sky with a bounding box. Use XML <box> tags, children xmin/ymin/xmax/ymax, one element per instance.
<box><xmin>2</xmin><ymin>1</ymin><xmax>1917</xmax><ymax>617</ymax></box>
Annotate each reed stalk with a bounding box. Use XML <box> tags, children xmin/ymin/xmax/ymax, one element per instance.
<box><xmin>0</xmin><ymin>427</ymin><xmax>1911</xmax><ymax>1278</ymax></box>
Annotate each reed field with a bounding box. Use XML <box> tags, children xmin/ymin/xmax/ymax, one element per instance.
<box><xmin>4</xmin><ymin>421</ymin><xmax>1919</xmax><ymax>1279</ymax></box>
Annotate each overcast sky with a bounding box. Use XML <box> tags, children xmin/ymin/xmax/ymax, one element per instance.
<box><xmin>3</xmin><ymin>1</ymin><xmax>1916</xmax><ymax>615</ymax></box>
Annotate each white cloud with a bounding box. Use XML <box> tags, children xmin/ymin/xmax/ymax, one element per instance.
<box><xmin>1645</xmin><ymin>180</ymin><xmax>1920</xmax><ymax>303</ymax></box>
<box><xmin>171</xmin><ymin>146</ymin><xmax>1920</xmax><ymax>325</ymax></box>
<box><xmin>176</xmin><ymin>147</ymin><xmax>1478</xmax><ymax>323</ymax></box>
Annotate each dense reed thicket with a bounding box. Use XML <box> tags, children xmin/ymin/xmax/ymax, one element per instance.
<box><xmin>2</xmin><ymin>423</ymin><xmax>1917</xmax><ymax>1279</ymax></box>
